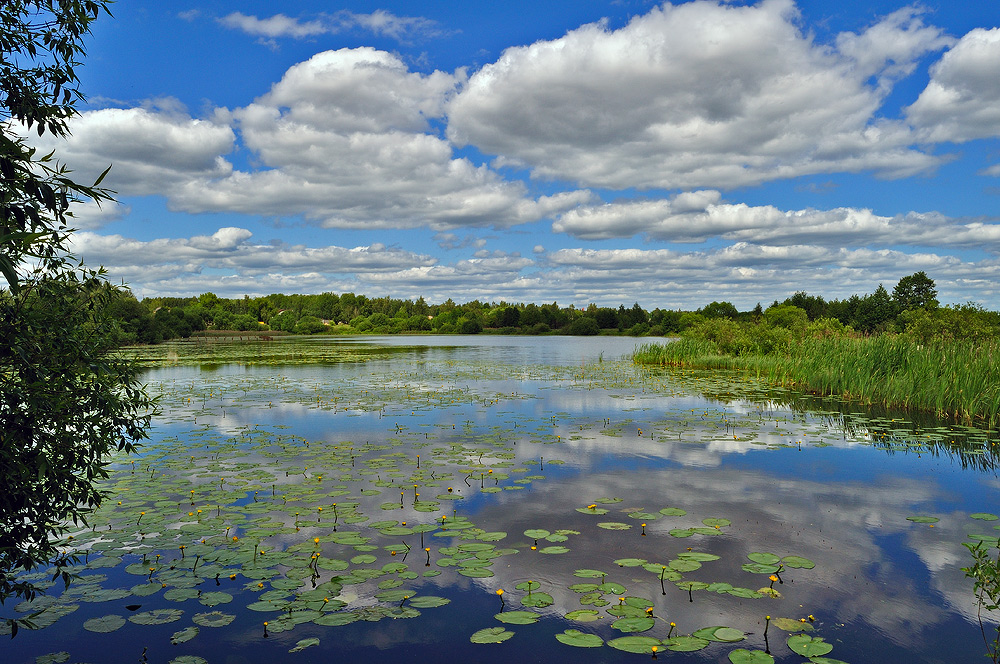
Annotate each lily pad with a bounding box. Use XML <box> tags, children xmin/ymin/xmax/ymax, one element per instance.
<box><xmin>693</xmin><ymin>626</ymin><xmax>745</xmax><ymax>642</ymax></box>
<box><xmin>607</xmin><ymin>636</ymin><xmax>663</xmax><ymax>654</ymax></box>
<box><xmin>906</xmin><ymin>515</ymin><xmax>939</xmax><ymax>523</ymax></box>
<box><xmin>130</xmin><ymin>609</ymin><xmax>184</xmax><ymax>625</ymax></box>
<box><xmin>611</xmin><ymin>616</ymin><xmax>655</xmax><ymax>632</ymax></box>
<box><xmin>597</xmin><ymin>522</ymin><xmax>631</xmax><ymax>530</ymax></box>
<box><xmin>665</xmin><ymin>635</ymin><xmax>711</xmax><ymax>651</ymax></box>
<box><xmin>289</xmin><ymin>637</ymin><xmax>320</xmax><ymax>652</ymax></box>
<box><xmin>787</xmin><ymin>634</ymin><xmax>834</xmax><ymax>657</ymax></box>
<box><xmin>729</xmin><ymin>649</ymin><xmax>775</xmax><ymax>664</ymax></box>
<box><xmin>170</xmin><ymin>626</ymin><xmax>200</xmax><ymax>644</ymax></box>
<box><xmin>192</xmin><ymin>611</ymin><xmax>236</xmax><ymax>627</ymax></box>
<box><xmin>406</xmin><ymin>596</ymin><xmax>450</xmax><ymax>608</ymax></box>
<box><xmin>470</xmin><ymin>626</ymin><xmax>514</xmax><ymax>643</ymax></box>
<box><xmin>83</xmin><ymin>614</ymin><xmax>126</xmax><ymax>633</ymax></box>
<box><xmin>565</xmin><ymin>609</ymin><xmax>602</xmax><ymax>622</ymax></box>
<box><xmin>493</xmin><ymin>610</ymin><xmax>540</xmax><ymax>625</ymax></box>
<box><xmin>555</xmin><ymin>629</ymin><xmax>604</xmax><ymax>647</ymax></box>
<box><xmin>781</xmin><ymin>555</ymin><xmax>816</xmax><ymax>569</ymax></box>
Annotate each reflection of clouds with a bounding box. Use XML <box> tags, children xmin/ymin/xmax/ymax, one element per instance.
<box><xmin>454</xmin><ymin>464</ymin><xmax>971</xmax><ymax>651</ymax></box>
<box><xmin>130</xmin><ymin>355</ymin><xmax>999</xmax><ymax>660</ymax></box>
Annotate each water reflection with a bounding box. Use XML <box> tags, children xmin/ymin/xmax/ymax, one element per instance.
<box><xmin>7</xmin><ymin>337</ymin><xmax>999</xmax><ymax>664</ymax></box>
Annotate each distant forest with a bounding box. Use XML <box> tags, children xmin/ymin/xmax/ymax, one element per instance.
<box><xmin>107</xmin><ymin>271</ymin><xmax>1000</xmax><ymax>344</ymax></box>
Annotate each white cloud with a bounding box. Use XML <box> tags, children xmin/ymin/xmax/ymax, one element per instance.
<box><xmin>835</xmin><ymin>7</ymin><xmax>954</xmax><ymax>86</ymax></box>
<box><xmin>67</xmin><ymin>200</ymin><xmax>131</xmax><ymax>230</ymax></box>
<box><xmin>26</xmin><ymin>105</ymin><xmax>235</xmax><ymax>196</ymax></box>
<box><xmin>447</xmin><ymin>0</ymin><xmax>949</xmax><ymax>190</ymax></box>
<box><xmin>167</xmin><ymin>48</ymin><xmax>592</xmax><ymax>229</ymax></box>
<box><xmin>553</xmin><ymin>194</ymin><xmax>1000</xmax><ymax>250</ymax></box>
<box><xmin>68</xmin><ymin>228</ymin><xmax>438</xmax><ymax>294</ymax></box>
<box><xmin>217</xmin><ymin>10</ymin><xmax>442</xmax><ymax>43</ymax></box>
<box><xmin>218</xmin><ymin>12</ymin><xmax>327</xmax><ymax>39</ymax></box>
<box><xmin>907</xmin><ymin>27</ymin><xmax>1000</xmax><ymax>143</ymax></box>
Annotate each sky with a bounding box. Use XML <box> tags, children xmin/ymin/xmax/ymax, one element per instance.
<box><xmin>29</xmin><ymin>0</ymin><xmax>1000</xmax><ymax>310</ymax></box>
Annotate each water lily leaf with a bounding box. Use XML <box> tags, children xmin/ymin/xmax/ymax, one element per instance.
<box><xmin>607</xmin><ymin>636</ymin><xmax>663</xmax><ymax>653</ymax></box>
<box><xmin>906</xmin><ymin>515</ymin><xmax>939</xmax><ymax>523</ymax></box>
<box><xmin>728</xmin><ymin>649</ymin><xmax>775</xmax><ymax>664</ymax></box>
<box><xmin>458</xmin><ymin>567</ymin><xmax>494</xmax><ymax>578</ymax></box>
<box><xmin>678</xmin><ymin>551</ymin><xmax>720</xmax><ymax>562</ymax></box>
<box><xmin>168</xmin><ymin>657</ymin><xmax>207</xmax><ymax>664</ymax></box>
<box><xmin>170</xmin><ymin>626</ymin><xmax>200</xmax><ymax>644</ymax></box>
<box><xmin>523</xmin><ymin>529</ymin><xmax>550</xmax><ymax>539</ymax></box>
<box><xmin>83</xmin><ymin>614</ymin><xmax>126</xmax><ymax>632</ymax></box>
<box><xmin>494</xmin><ymin>610</ymin><xmax>539</xmax><ymax>624</ymax></box>
<box><xmin>669</xmin><ymin>559</ymin><xmax>701</xmax><ymax>572</ymax></box>
<box><xmin>407</xmin><ymin>596</ymin><xmax>450</xmax><ymax>608</ymax></box>
<box><xmin>163</xmin><ymin>588</ymin><xmax>200</xmax><ymax>602</ymax></box>
<box><xmin>576</xmin><ymin>507</ymin><xmax>609</xmax><ymax>515</ymax></box>
<box><xmin>727</xmin><ymin>587</ymin><xmax>763</xmax><ymax>599</ymax></box>
<box><xmin>574</xmin><ymin>569</ymin><xmax>607</xmax><ymax>578</ymax></box>
<box><xmin>198</xmin><ymin>591</ymin><xmax>233</xmax><ymax>606</ymax></box>
<box><xmin>192</xmin><ymin>611</ymin><xmax>236</xmax><ymax>627</ymax></box>
<box><xmin>130</xmin><ymin>609</ymin><xmax>184</xmax><ymax>625</ymax></box>
<box><xmin>556</xmin><ymin>629</ymin><xmax>604</xmax><ymax>647</ymax></box>
<box><xmin>35</xmin><ymin>653</ymin><xmax>70</xmax><ymax>664</ymax></box>
<box><xmin>351</xmin><ymin>554</ymin><xmax>377</xmax><ymax>564</ymax></box>
<box><xmin>598</xmin><ymin>582</ymin><xmax>627</xmax><ymax>594</ymax></box>
<box><xmin>521</xmin><ymin>592</ymin><xmax>554</xmax><ymax>608</ymax></box>
<box><xmin>669</xmin><ymin>528</ymin><xmax>694</xmax><ymax>538</ymax></box>
<box><xmin>971</xmin><ymin>513</ymin><xmax>999</xmax><ymax>521</ymax></box>
<box><xmin>538</xmin><ymin>545</ymin><xmax>569</xmax><ymax>554</ymax></box>
<box><xmin>665</xmin><ymin>635</ymin><xmax>711</xmax><ymax>651</ymax></box>
<box><xmin>702</xmin><ymin>517</ymin><xmax>730</xmax><ymax>527</ymax></box>
<box><xmin>781</xmin><ymin>555</ymin><xmax>816</xmax><ymax>569</ymax></box>
<box><xmin>314</xmin><ymin>611</ymin><xmax>359</xmax><ymax>626</ymax></box>
<box><xmin>470</xmin><ymin>626</ymin><xmax>514</xmax><ymax>643</ymax></box>
<box><xmin>742</xmin><ymin>563</ymin><xmax>781</xmax><ymax>574</ymax></box>
<box><xmin>693</xmin><ymin>626</ymin><xmax>745</xmax><ymax>642</ymax></box>
<box><xmin>807</xmin><ymin>658</ymin><xmax>850</xmax><ymax>664</ymax></box>
<box><xmin>289</xmin><ymin>637</ymin><xmax>320</xmax><ymax>652</ymax></box>
<box><xmin>747</xmin><ymin>552</ymin><xmax>780</xmax><ymax>565</ymax></box>
<box><xmin>611</xmin><ymin>616</ymin><xmax>655</xmax><ymax>632</ymax></box>
<box><xmin>787</xmin><ymin>634</ymin><xmax>834</xmax><ymax>657</ymax></box>
<box><xmin>597</xmin><ymin>522</ymin><xmax>631</xmax><ymax>530</ymax></box>
<box><xmin>565</xmin><ymin>609</ymin><xmax>602</xmax><ymax>622</ymax></box>
<box><xmin>772</xmin><ymin>617</ymin><xmax>814</xmax><ymax>632</ymax></box>
<box><xmin>659</xmin><ymin>507</ymin><xmax>687</xmax><ymax>516</ymax></box>
<box><xmin>614</xmin><ymin>558</ymin><xmax>647</xmax><ymax>567</ymax></box>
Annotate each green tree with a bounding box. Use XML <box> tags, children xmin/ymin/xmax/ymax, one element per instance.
<box><xmin>893</xmin><ymin>271</ymin><xmax>938</xmax><ymax>311</ymax></box>
<box><xmin>1</xmin><ymin>0</ymin><xmax>154</xmax><ymax>635</ymax></box>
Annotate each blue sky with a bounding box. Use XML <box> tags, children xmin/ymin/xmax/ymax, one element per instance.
<box><xmin>32</xmin><ymin>0</ymin><xmax>1000</xmax><ymax>309</ymax></box>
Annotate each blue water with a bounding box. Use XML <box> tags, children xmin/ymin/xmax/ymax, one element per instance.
<box><xmin>5</xmin><ymin>336</ymin><xmax>998</xmax><ymax>664</ymax></box>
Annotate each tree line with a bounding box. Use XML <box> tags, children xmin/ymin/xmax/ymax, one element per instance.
<box><xmin>107</xmin><ymin>271</ymin><xmax>1000</xmax><ymax>344</ymax></box>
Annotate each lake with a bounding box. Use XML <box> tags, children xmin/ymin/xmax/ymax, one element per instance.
<box><xmin>6</xmin><ymin>335</ymin><xmax>999</xmax><ymax>664</ymax></box>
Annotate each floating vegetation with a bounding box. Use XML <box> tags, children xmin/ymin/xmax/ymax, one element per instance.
<box><xmin>6</xmin><ymin>337</ymin><xmax>999</xmax><ymax>663</ymax></box>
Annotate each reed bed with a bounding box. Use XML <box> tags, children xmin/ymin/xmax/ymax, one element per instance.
<box><xmin>635</xmin><ymin>335</ymin><xmax>1000</xmax><ymax>426</ymax></box>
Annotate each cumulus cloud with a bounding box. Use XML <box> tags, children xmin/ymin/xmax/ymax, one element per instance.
<box><xmin>907</xmin><ymin>27</ymin><xmax>1000</xmax><ymax>143</ymax></box>
<box><xmin>168</xmin><ymin>48</ymin><xmax>592</xmax><ymax>229</ymax></box>
<box><xmin>447</xmin><ymin>0</ymin><xmax>950</xmax><ymax>190</ymax></box>
<box><xmin>553</xmin><ymin>193</ymin><xmax>1000</xmax><ymax>250</ymax></box>
<box><xmin>26</xmin><ymin>104</ymin><xmax>235</xmax><ymax>196</ymax></box>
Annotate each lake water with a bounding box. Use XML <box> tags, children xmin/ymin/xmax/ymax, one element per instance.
<box><xmin>6</xmin><ymin>335</ymin><xmax>999</xmax><ymax>663</ymax></box>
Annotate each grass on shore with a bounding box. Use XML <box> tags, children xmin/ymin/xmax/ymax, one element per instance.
<box><xmin>634</xmin><ymin>335</ymin><xmax>1000</xmax><ymax>427</ymax></box>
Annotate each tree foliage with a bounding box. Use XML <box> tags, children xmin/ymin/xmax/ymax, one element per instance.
<box><xmin>1</xmin><ymin>0</ymin><xmax>154</xmax><ymax>636</ymax></box>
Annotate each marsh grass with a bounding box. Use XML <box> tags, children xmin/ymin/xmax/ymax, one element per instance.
<box><xmin>635</xmin><ymin>335</ymin><xmax>1000</xmax><ymax>426</ymax></box>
